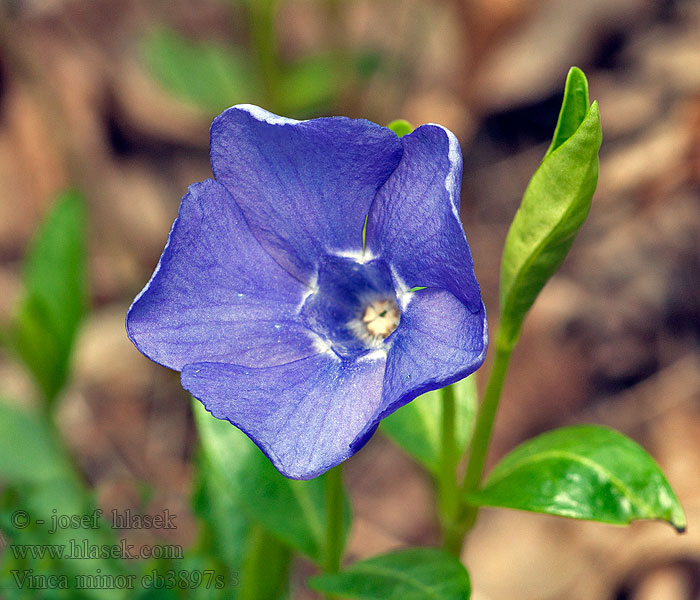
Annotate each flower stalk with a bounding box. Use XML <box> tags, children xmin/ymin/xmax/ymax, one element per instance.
<box><xmin>438</xmin><ymin>384</ymin><xmax>461</xmax><ymax>556</ymax></box>
<box><xmin>460</xmin><ymin>340</ymin><xmax>513</xmax><ymax>534</ymax></box>
<box><xmin>248</xmin><ymin>0</ymin><xmax>283</xmax><ymax>111</ymax></box>
<box><xmin>324</xmin><ymin>463</ymin><xmax>344</xmax><ymax>574</ymax></box>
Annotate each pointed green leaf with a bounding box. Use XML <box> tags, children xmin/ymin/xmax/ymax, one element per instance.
<box><xmin>498</xmin><ymin>67</ymin><xmax>602</xmax><ymax>349</ymax></box>
<box><xmin>546</xmin><ymin>66</ymin><xmax>590</xmax><ymax>156</ymax></box>
<box><xmin>467</xmin><ymin>425</ymin><xmax>686</xmax><ymax>531</ymax></box>
<box><xmin>142</xmin><ymin>27</ymin><xmax>260</xmax><ymax>114</ymax></box>
<box><xmin>387</xmin><ymin>119</ymin><xmax>414</xmax><ymax>138</ymax></box>
<box><xmin>193</xmin><ymin>400</ymin><xmax>351</xmax><ymax>564</ymax></box>
<box><xmin>7</xmin><ymin>190</ymin><xmax>87</xmax><ymax>401</ymax></box>
<box><xmin>381</xmin><ymin>376</ymin><xmax>477</xmax><ymax>476</ymax></box>
<box><xmin>309</xmin><ymin>548</ymin><xmax>471</xmax><ymax>599</ymax></box>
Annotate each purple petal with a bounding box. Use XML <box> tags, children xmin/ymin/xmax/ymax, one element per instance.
<box><xmin>365</xmin><ymin>124</ymin><xmax>482</xmax><ymax>310</ymax></box>
<box><xmin>126</xmin><ymin>179</ymin><xmax>318</xmax><ymax>371</ymax></box>
<box><xmin>355</xmin><ymin>288</ymin><xmax>488</xmax><ymax>444</ymax></box>
<box><xmin>182</xmin><ymin>353</ymin><xmax>387</xmax><ymax>479</ymax></box>
<box><xmin>209</xmin><ymin>105</ymin><xmax>404</xmax><ymax>283</ymax></box>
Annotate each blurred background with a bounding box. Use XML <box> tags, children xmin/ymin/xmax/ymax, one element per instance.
<box><xmin>0</xmin><ymin>0</ymin><xmax>698</xmax><ymax>598</ymax></box>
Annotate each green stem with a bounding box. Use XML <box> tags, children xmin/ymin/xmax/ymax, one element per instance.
<box><xmin>324</xmin><ymin>464</ymin><xmax>344</xmax><ymax>574</ymax></box>
<box><xmin>238</xmin><ymin>525</ymin><xmax>267</xmax><ymax>600</ymax></box>
<box><xmin>438</xmin><ymin>384</ymin><xmax>461</xmax><ymax>555</ymax></box>
<box><xmin>248</xmin><ymin>0</ymin><xmax>283</xmax><ymax>111</ymax></box>
<box><xmin>43</xmin><ymin>404</ymin><xmax>90</xmax><ymax>491</ymax></box>
<box><xmin>238</xmin><ymin>524</ymin><xmax>291</xmax><ymax>600</ymax></box>
<box><xmin>460</xmin><ymin>342</ymin><xmax>513</xmax><ymax>532</ymax></box>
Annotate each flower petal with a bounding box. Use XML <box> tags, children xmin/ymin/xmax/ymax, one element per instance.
<box><xmin>358</xmin><ymin>288</ymin><xmax>487</xmax><ymax>442</ymax></box>
<box><xmin>182</xmin><ymin>353</ymin><xmax>387</xmax><ymax>479</ymax></box>
<box><xmin>126</xmin><ymin>179</ymin><xmax>317</xmax><ymax>371</ymax></box>
<box><xmin>365</xmin><ymin>124</ymin><xmax>482</xmax><ymax>310</ymax></box>
<box><xmin>209</xmin><ymin>104</ymin><xmax>404</xmax><ymax>282</ymax></box>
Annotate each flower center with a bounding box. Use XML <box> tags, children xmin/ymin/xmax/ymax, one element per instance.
<box><xmin>299</xmin><ymin>255</ymin><xmax>400</xmax><ymax>357</ymax></box>
<box><xmin>361</xmin><ymin>299</ymin><xmax>400</xmax><ymax>339</ymax></box>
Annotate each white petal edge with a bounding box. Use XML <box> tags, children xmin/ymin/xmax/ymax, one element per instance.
<box><xmin>426</xmin><ymin>123</ymin><xmax>462</xmax><ymax>223</ymax></box>
<box><xmin>230</xmin><ymin>103</ymin><xmax>305</xmax><ymax>126</ymax></box>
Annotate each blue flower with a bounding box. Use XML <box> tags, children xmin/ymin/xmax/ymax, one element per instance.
<box><xmin>126</xmin><ymin>105</ymin><xmax>488</xmax><ymax>479</ymax></box>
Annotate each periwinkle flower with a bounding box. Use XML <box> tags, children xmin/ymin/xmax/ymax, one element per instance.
<box><xmin>126</xmin><ymin>105</ymin><xmax>488</xmax><ymax>479</ymax></box>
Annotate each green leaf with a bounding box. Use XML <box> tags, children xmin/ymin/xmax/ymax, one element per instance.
<box><xmin>309</xmin><ymin>548</ymin><xmax>471</xmax><ymax>599</ymax></box>
<box><xmin>7</xmin><ymin>190</ymin><xmax>87</xmax><ymax>401</ymax></box>
<box><xmin>190</xmin><ymin>460</ymin><xmax>251</xmax><ymax>599</ymax></box>
<box><xmin>387</xmin><ymin>119</ymin><xmax>414</xmax><ymax>138</ymax></box>
<box><xmin>192</xmin><ymin>450</ymin><xmax>292</xmax><ymax>599</ymax></box>
<box><xmin>193</xmin><ymin>399</ymin><xmax>352</xmax><ymax>564</ymax></box>
<box><xmin>0</xmin><ymin>399</ymin><xmax>128</xmax><ymax>598</ymax></box>
<box><xmin>0</xmin><ymin>399</ymin><xmax>74</xmax><ymax>484</ymax></box>
<box><xmin>498</xmin><ymin>67</ymin><xmax>602</xmax><ymax>349</ymax></box>
<box><xmin>381</xmin><ymin>376</ymin><xmax>477</xmax><ymax>476</ymax></box>
<box><xmin>467</xmin><ymin>425</ymin><xmax>686</xmax><ymax>532</ymax></box>
<box><xmin>279</xmin><ymin>54</ymin><xmax>340</xmax><ymax>116</ymax></box>
<box><xmin>546</xmin><ymin>67</ymin><xmax>590</xmax><ymax>156</ymax></box>
<box><xmin>354</xmin><ymin>50</ymin><xmax>382</xmax><ymax>80</ymax></box>
<box><xmin>141</xmin><ymin>27</ymin><xmax>259</xmax><ymax>115</ymax></box>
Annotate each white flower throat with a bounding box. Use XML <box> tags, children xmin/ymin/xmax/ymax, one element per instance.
<box><xmin>358</xmin><ymin>298</ymin><xmax>400</xmax><ymax>341</ymax></box>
